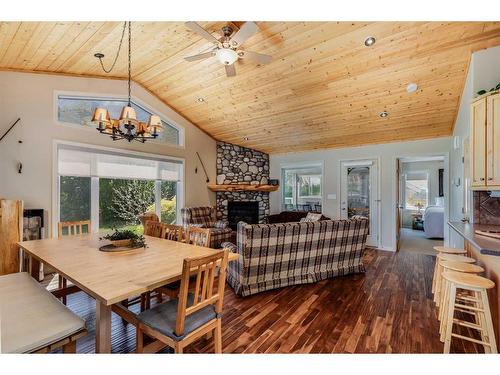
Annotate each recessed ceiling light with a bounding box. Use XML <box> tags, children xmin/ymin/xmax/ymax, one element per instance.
<box><xmin>197</xmin><ymin>97</ymin><xmax>205</xmax><ymax>102</ymax></box>
<box><xmin>406</xmin><ymin>83</ymin><xmax>418</xmax><ymax>93</ymax></box>
<box><xmin>364</xmin><ymin>36</ymin><xmax>376</xmax><ymax>47</ymax></box>
<box><xmin>379</xmin><ymin>111</ymin><xmax>389</xmax><ymax>118</ymax></box>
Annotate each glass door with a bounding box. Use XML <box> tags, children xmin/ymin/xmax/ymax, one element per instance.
<box><xmin>340</xmin><ymin>160</ymin><xmax>379</xmax><ymax>247</ymax></box>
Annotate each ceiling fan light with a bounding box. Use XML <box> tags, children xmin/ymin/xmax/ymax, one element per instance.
<box><xmin>216</xmin><ymin>48</ymin><xmax>238</xmax><ymax>65</ymax></box>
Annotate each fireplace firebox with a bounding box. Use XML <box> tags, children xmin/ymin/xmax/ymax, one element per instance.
<box><xmin>227</xmin><ymin>201</ymin><xmax>259</xmax><ymax>230</ymax></box>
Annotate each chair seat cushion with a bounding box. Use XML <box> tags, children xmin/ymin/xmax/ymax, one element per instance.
<box><xmin>137</xmin><ymin>293</ymin><xmax>216</xmax><ymax>341</ymax></box>
<box><xmin>0</xmin><ymin>272</ymin><xmax>85</xmax><ymax>353</ymax></box>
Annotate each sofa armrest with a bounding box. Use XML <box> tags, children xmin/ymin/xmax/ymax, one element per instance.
<box><xmin>221</xmin><ymin>242</ymin><xmax>238</xmax><ymax>253</ymax></box>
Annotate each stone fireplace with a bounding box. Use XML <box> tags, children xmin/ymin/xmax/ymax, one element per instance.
<box><xmin>215</xmin><ymin>141</ymin><xmax>271</xmax><ymax>224</ymax></box>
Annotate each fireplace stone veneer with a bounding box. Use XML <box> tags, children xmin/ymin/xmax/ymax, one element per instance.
<box><xmin>216</xmin><ymin>141</ymin><xmax>270</xmax><ymax>224</ymax></box>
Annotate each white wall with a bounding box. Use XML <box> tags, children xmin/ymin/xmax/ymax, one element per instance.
<box><xmin>400</xmin><ymin>160</ymin><xmax>444</xmax><ymax>227</ymax></box>
<box><xmin>270</xmin><ymin>137</ymin><xmax>451</xmax><ymax>251</ymax></box>
<box><xmin>0</xmin><ymin>71</ymin><xmax>216</xmax><ymax>237</ymax></box>
<box><xmin>449</xmin><ymin>45</ymin><xmax>500</xmax><ymax>228</ymax></box>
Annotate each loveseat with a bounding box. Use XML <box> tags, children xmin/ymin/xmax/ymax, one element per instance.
<box><xmin>223</xmin><ymin>218</ymin><xmax>369</xmax><ymax>296</ymax></box>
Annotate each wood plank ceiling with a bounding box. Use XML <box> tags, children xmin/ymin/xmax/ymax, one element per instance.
<box><xmin>1</xmin><ymin>22</ymin><xmax>500</xmax><ymax>153</ymax></box>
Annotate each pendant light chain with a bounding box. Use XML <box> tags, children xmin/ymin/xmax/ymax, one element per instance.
<box><xmin>128</xmin><ymin>20</ymin><xmax>132</xmax><ymax>106</ymax></box>
<box><xmin>97</xmin><ymin>21</ymin><xmax>127</xmax><ymax>74</ymax></box>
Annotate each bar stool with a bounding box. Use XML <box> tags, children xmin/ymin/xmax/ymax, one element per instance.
<box><xmin>437</xmin><ymin>261</ymin><xmax>484</xmax><ymax>324</ymax></box>
<box><xmin>432</xmin><ymin>247</ymin><xmax>467</xmax><ymax>295</ymax></box>
<box><xmin>441</xmin><ymin>271</ymin><xmax>497</xmax><ymax>353</ymax></box>
<box><xmin>433</xmin><ymin>254</ymin><xmax>475</xmax><ymax>306</ymax></box>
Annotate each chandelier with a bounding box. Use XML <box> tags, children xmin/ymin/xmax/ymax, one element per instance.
<box><xmin>92</xmin><ymin>21</ymin><xmax>163</xmax><ymax>143</ymax></box>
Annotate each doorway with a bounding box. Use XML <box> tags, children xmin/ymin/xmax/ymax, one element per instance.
<box><xmin>340</xmin><ymin>159</ymin><xmax>380</xmax><ymax>247</ymax></box>
<box><xmin>396</xmin><ymin>156</ymin><xmax>446</xmax><ymax>255</ymax></box>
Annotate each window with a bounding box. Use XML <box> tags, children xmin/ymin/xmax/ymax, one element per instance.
<box><xmin>56</xmin><ymin>143</ymin><xmax>183</xmax><ymax>234</ymax></box>
<box><xmin>281</xmin><ymin>165</ymin><xmax>322</xmax><ymax>211</ymax></box>
<box><xmin>57</xmin><ymin>94</ymin><xmax>182</xmax><ymax>146</ymax></box>
<box><xmin>405</xmin><ymin>172</ymin><xmax>429</xmax><ymax>210</ymax></box>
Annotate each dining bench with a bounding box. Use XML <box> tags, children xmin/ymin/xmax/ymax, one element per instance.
<box><xmin>0</xmin><ymin>272</ymin><xmax>86</xmax><ymax>353</ymax></box>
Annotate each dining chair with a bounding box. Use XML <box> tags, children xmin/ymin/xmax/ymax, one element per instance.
<box><xmin>144</xmin><ymin>220</ymin><xmax>164</xmax><ymax>237</ymax></box>
<box><xmin>161</xmin><ymin>224</ymin><xmax>183</xmax><ymax>242</ymax></box>
<box><xmin>185</xmin><ymin>226</ymin><xmax>211</xmax><ymax>247</ymax></box>
<box><xmin>136</xmin><ymin>249</ymin><xmax>229</xmax><ymax>353</ymax></box>
<box><xmin>57</xmin><ymin>220</ymin><xmax>91</xmax><ymax>305</ymax></box>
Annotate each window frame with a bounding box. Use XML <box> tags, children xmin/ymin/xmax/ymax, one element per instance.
<box><xmin>52</xmin><ymin>139</ymin><xmax>185</xmax><ymax>237</ymax></box>
<box><xmin>403</xmin><ymin>171</ymin><xmax>430</xmax><ymax>210</ymax></box>
<box><xmin>53</xmin><ymin>90</ymin><xmax>185</xmax><ymax>148</ymax></box>
<box><xmin>280</xmin><ymin>162</ymin><xmax>324</xmax><ymax>211</ymax></box>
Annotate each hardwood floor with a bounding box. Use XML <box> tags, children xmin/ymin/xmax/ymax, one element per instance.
<box><xmin>59</xmin><ymin>249</ymin><xmax>481</xmax><ymax>353</ymax></box>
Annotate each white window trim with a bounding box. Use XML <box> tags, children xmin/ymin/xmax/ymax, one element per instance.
<box><xmin>53</xmin><ymin>90</ymin><xmax>185</xmax><ymax>148</ymax></box>
<box><xmin>52</xmin><ymin>139</ymin><xmax>185</xmax><ymax>238</ymax></box>
<box><xmin>280</xmin><ymin>162</ymin><xmax>324</xmax><ymax>211</ymax></box>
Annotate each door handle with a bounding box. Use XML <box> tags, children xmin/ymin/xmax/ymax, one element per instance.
<box><xmin>480</xmin><ymin>177</ymin><xmax>485</xmax><ymax>181</ymax></box>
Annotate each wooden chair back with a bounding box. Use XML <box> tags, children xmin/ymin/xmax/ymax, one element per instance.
<box><xmin>175</xmin><ymin>249</ymin><xmax>229</xmax><ymax>336</ymax></box>
<box><xmin>161</xmin><ymin>224</ymin><xmax>183</xmax><ymax>241</ymax></box>
<box><xmin>185</xmin><ymin>227</ymin><xmax>211</xmax><ymax>248</ymax></box>
<box><xmin>144</xmin><ymin>220</ymin><xmax>164</xmax><ymax>237</ymax></box>
<box><xmin>58</xmin><ymin>220</ymin><xmax>91</xmax><ymax>238</ymax></box>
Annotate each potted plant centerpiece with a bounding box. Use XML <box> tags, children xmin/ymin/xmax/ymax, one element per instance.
<box><xmin>100</xmin><ymin>229</ymin><xmax>147</xmax><ymax>249</ymax></box>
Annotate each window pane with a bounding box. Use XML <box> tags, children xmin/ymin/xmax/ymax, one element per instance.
<box><xmin>59</xmin><ymin>176</ymin><xmax>91</xmax><ymax>224</ymax></box>
<box><xmin>347</xmin><ymin>167</ymin><xmax>370</xmax><ymax>219</ymax></box>
<box><xmin>281</xmin><ymin>167</ymin><xmax>322</xmax><ymax>211</ymax></box>
<box><xmin>405</xmin><ymin>178</ymin><xmax>428</xmax><ymax>209</ymax></box>
<box><xmin>58</xmin><ymin>95</ymin><xmax>180</xmax><ymax>145</ymax></box>
<box><xmin>99</xmin><ymin>178</ymin><xmax>155</xmax><ymax>233</ymax></box>
<box><xmin>157</xmin><ymin>180</ymin><xmax>177</xmax><ymax>224</ymax></box>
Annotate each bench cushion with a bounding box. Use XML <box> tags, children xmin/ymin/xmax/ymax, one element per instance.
<box><xmin>0</xmin><ymin>272</ymin><xmax>85</xmax><ymax>353</ymax></box>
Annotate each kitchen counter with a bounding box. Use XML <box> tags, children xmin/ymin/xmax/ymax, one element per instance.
<box><xmin>449</xmin><ymin>221</ymin><xmax>500</xmax><ymax>256</ymax></box>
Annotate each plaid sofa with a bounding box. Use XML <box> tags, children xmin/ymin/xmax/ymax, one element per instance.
<box><xmin>223</xmin><ymin>219</ymin><xmax>369</xmax><ymax>296</ymax></box>
<box><xmin>180</xmin><ymin>206</ymin><xmax>232</xmax><ymax>249</ymax></box>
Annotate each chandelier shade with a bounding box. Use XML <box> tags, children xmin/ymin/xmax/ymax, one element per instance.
<box><xmin>119</xmin><ymin>105</ymin><xmax>138</xmax><ymax>123</ymax></box>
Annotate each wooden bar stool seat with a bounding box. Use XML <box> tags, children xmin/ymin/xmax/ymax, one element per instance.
<box><xmin>433</xmin><ymin>254</ymin><xmax>475</xmax><ymax>305</ymax></box>
<box><xmin>440</xmin><ymin>271</ymin><xmax>497</xmax><ymax>353</ymax></box>
<box><xmin>434</xmin><ymin>246</ymin><xmax>467</xmax><ymax>254</ymax></box>
<box><xmin>437</xmin><ymin>261</ymin><xmax>484</xmax><ymax>322</ymax></box>
<box><xmin>432</xmin><ymin>248</ymin><xmax>469</xmax><ymax>296</ymax></box>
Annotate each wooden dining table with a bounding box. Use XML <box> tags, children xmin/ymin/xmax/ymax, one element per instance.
<box><xmin>17</xmin><ymin>234</ymin><xmax>239</xmax><ymax>353</ymax></box>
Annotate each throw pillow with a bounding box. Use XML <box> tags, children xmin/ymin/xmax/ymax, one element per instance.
<box><xmin>305</xmin><ymin>212</ymin><xmax>322</xmax><ymax>221</ymax></box>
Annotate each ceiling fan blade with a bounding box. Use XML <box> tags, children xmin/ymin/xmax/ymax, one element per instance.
<box><xmin>185</xmin><ymin>22</ymin><xmax>220</xmax><ymax>44</ymax></box>
<box><xmin>230</xmin><ymin>21</ymin><xmax>259</xmax><ymax>47</ymax></box>
<box><xmin>239</xmin><ymin>50</ymin><xmax>272</xmax><ymax>64</ymax></box>
<box><xmin>225</xmin><ymin>64</ymin><xmax>236</xmax><ymax>77</ymax></box>
<box><xmin>184</xmin><ymin>51</ymin><xmax>215</xmax><ymax>62</ymax></box>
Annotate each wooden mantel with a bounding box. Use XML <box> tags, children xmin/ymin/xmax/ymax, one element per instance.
<box><xmin>207</xmin><ymin>184</ymin><xmax>279</xmax><ymax>192</ymax></box>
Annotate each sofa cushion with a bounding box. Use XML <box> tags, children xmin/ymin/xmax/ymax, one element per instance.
<box><xmin>0</xmin><ymin>272</ymin><xmax>85</xmax><ymax>353</ymax></box>
<box><xmin>137</xmin><ymin>293</ymin><xmax>216</xmax><ymax>341</ymax></box>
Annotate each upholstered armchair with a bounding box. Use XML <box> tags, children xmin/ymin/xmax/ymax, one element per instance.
<box><xmin>180</xmin><ymin>206</ymin><xmax>232</xmax><ymax>249</ymax></box>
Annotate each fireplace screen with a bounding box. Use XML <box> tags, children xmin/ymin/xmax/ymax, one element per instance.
<box><xmin>227</xmin><ymin>201</ymin><xmax>259</xmax><ymax>230</ymax></box>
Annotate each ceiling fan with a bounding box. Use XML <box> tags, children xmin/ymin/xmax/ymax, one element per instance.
<box><xmin>184</xmin><ymin>21</ymin><xmax>272</xmax><ymax>77</ymax></box>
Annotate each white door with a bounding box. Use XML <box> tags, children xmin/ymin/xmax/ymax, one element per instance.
<box><xmin>340</xmin><ymin>159</ymin><xmax>380</xmax><ymax>247</ymax></box>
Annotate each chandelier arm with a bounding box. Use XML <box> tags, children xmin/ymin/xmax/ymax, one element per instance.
<box><xmin>97</xmin><ymin>21</ymin><xmax>127</xmax><ymax>74</ymax></box>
